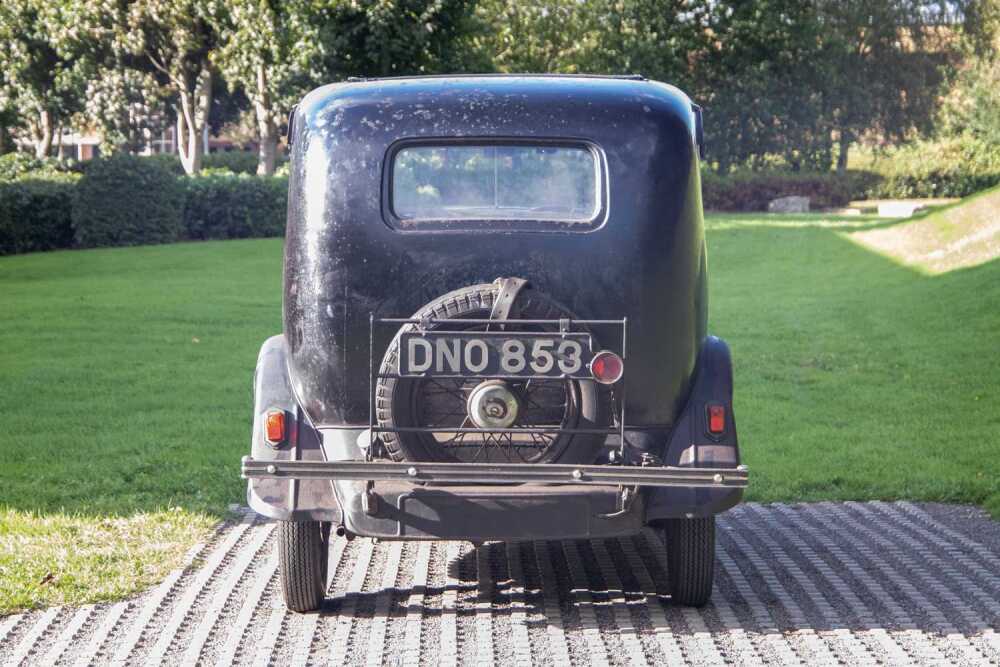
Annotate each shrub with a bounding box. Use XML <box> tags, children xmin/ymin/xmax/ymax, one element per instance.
<box><xmin>182</xmin><ymin>172</ymin><xmax>287</xmax><ymax>239</ymax></box>
<box><xmin>202</xmin><ymin>151</ymin><xmax>260</xmax><ymax>175</ymax></box>
<box><xmin>0</xmin><ymin>177</ymin><xmax>77</xmax><ymax>255</ymax></box>
<box><xmin>138</xmin><ymin>153</ymin><xmax>186</xmax><ymax>176</ymax></box>
<box><xmin>701</xmin><ymin>169</ymin><xmax>881</xmax><ymax>211</ymax></box>
<box><xmin>866</xmin><ymin>135</ymin><xmax>1000</xmax><ymax>199</ymax></box>
<box><xmin>71</xmin><ymin>155</ymin><xmax>185</xmax><ymax>248</ymax></box>
<box><xmin>0</xmin><ymin>153</ymin><xmax>79</xmax><ymax>181</ymax></box>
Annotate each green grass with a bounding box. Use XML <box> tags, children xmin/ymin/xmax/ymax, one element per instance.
<box><xmin>707</xmin><ymin>213</ymin><xmax>999</xmax><ymax>516</ymax></box>
<box><xmin>1</xmin><ymin>239</ymin><xmax>281</xmax><ymax>614</ymax></box>
<box><xmin>1</xmin><ymin>213</ymin><xmax>998</xmax><ymax>614</ymax></box>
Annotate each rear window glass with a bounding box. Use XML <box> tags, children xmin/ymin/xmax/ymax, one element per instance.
<box><xmin>390</xmin><ymin>144</ymin><xmax>600</xmax><ymax>224</ymax></box>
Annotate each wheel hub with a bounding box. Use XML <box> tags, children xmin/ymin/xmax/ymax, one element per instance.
<box><xmin>467</xmin><ymin>380</ymin><xmax>520</xmax><ymax>429</ymax></box>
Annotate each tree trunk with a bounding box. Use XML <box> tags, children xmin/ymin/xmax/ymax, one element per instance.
<box><xmin>0</xmin><ymin>125</ymin><xmax>8</xmax><ymax>156</ymax></box>
<box><xmin>176</xmin><ymin>67</ymin><xmax>213</xmax><ymax>175</ymax></box>
<box><xmin>56</xmin><ymin>125</ymin><xmax>65</xmax><ymax>160</ymax></box>
<box><xmin>255</xmin><ymin>64</ymin><xmax>277</xmax><ymax>176</ymax></box>
<box><xmin>257</xmin><ymin>117</ymin><xmax>278</xmax><ymax>176</ymax></box>
<box><xmin>836</xmin><ymin>130</ymin><xmax>852</xmax><ymax>173</ymax></box>
<box><xmin>34</xmin><ymin>109</ymin><xmax>54</xmax><ymax>159</ymax></box>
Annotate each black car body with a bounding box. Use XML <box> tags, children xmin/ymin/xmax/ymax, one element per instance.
<box><xmin>243</xmin><ymin>75</ymin><xmax>747</xmax><ymax>611</ymax></box>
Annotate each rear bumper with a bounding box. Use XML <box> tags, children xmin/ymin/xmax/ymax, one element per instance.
<box><xmin>241</xmin><ymin>457</ymin><xmax>749</xmax><ymax>489</ymax></box>
<box><xmin>242</xmin><ymin>457</ymin><xmax>747</xmax><ymax>540</ymax></box>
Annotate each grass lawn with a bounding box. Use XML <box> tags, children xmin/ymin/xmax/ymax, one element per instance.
<box><xmin>1</xmin><ymin>210</ymin><xmax>998</xmax><ymax>614</ymax></box>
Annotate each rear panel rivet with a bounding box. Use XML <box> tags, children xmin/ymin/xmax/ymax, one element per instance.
<box><xmin>266</xmin><ymin>464</ymin><xmax>277</xmax><ymax>474</ymax></box>
<box><xmin>713</xmin><ymin>473</ymin><xmax>724</xmax><ymax>483</ymax></box>
<box><xmin>571</xmin><ymin>469</ymin><xmax>583</xmax><ymax>480</ymax></box>
<box><xmin>407</xmin><ymin>466</ymin><xmax>418</xmax><ymax>477</ymax></box>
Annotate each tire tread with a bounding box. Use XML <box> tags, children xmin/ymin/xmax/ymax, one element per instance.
<box><xmin>278</xmin><ymin>520</ymin><xmax>327</xmax><ymax>612</ymax></box>
<box><xmin>664</xmin><ymin>516</ymin><xmax>715</xmax><ymax>606</ymax></box>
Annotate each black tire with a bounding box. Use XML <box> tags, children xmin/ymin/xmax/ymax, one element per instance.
<box><xmin>663</xmin><ymin>516</ymin><xmax>716</xmax><ymax>606</ymax></box>
<box><xmin>278</xmin><ymin>520</ymin><xmax>329</xmax><ymax>612</ymax></box>
<box><xmin>376</xmin><ymin>282</ymin><xmax>608</xmax><ymax>464</ymax></box>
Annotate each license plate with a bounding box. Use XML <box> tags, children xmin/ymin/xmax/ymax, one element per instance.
<box><xmin>398</xmin><ymin>332</ymin><xmax>593</xmax><ymax>378</ymax></box>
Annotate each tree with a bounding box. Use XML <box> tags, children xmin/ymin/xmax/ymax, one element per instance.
<box><xmin>471</xmin><ymin>0</ymin><xmax>599</xmax><ymax>73</ymax></box>
<box><xmin>316</xmin><ymin>1</ymin><xmax>483</xmax><ymax>79</ymax></box>
<box><xmin>56</xmin><ymin>0</ymin><xmax>167</xmax><ymax>155</ymax></box>
<box><xmin>0</xmin><ymin>76</ymin><xmax>21</xmax><ymax>156</ymax></box>
<box><xmin>209</xmin><ymin>0</ymin><xmax>327</xmax><ymax>175</ymax></box>
<box><xmin>816</xmin><ymin>0</ymin><xmax>959</xmax><ymax>171</ymax></box>
<box><xmin>0</xmin><ymin>0</ymin><xmax>87</xmax><ymax>158</ymax></box>
<box><xmin>211</xmin><ymin>0</ymin><xmax>480</xmax><ymax>175</ymax></box>
<box><xmin>693</xmin><ymin>0</ymin><xmax>833</xmax><ymax>172</ymax></box>
<box><xmin>576</xmin><ymin>0</ymin><xmax>710</xmax><ymax>85</ymax></box>
<box><xmin>939</xmin><ymin>0</ymin><xmax>1000</xmax><ymax>145</ymax></box>
<box><xmin>124</xmin><ymin>0</ymin><xmax>217</xmax><ymax>174</ymax></box>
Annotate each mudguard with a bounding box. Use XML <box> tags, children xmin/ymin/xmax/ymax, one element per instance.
<box><xmin>247</xmin><ymin>335</ymin><xmax>341</xmax><ymax>522</ymax></box>
<box><xmin>645</xmin><ymin>335</ymin><xmax>744</xmax><ymax>520</ymax></box>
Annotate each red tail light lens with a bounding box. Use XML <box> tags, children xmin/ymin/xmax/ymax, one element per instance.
<box><xmin>590</xmin><ymin>350</ymin><xmax>624</xmax><ymax>384</ymax></box>
<box><xmin>707</xmin><ymin>404</ymin><xmax>726</xmax><ymax>434</ymax></box>
<box><xmin>265</xmin><ymin>410</ymin><xmax>286</xmax><ymax>444</ymax></box>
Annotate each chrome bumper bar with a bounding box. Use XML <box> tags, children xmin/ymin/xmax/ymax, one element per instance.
<box><xmin>241</xmin><ymin>456</ymin><xmax>749</xmax><ymax>489</ymax></box>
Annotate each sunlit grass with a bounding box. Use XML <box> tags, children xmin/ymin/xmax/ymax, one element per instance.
<box><xmin>847</xmin><ymin>185</ymin><xmax>1000</xmax><ymax>274</ymax></box>
<box><xmin>0</xmin><ymin>508</ymin><xmax>216</xmax><ymax>614</ymax></box>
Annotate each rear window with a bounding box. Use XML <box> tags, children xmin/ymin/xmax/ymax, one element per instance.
<box><xmin>388</xmin><ymin>143</ymin><xmax>603</xmax><ymax>229</ymax></box>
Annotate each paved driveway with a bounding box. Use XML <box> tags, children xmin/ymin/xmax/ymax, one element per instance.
<box><xmin>1</xmin><ymin>501</ymin><xmax>998</xmax><ymax>666</ymax></box>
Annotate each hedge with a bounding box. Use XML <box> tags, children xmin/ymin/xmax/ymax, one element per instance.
<box><xmin>182</xmin><ymin>172</ymin><xmax>287</xmax><ymax>239</ymax></box>
<box><xmin>0</xmin><ymin>155</ymin><xmax>289</xmax><ymax>255</ymax></box>
<box><xmin>72</xmin><ymin>155</ymin><xmax>186</xmax><ymax>248</ymax></box>
<box><xmin>701</xmin><ymin>169</ymin><xmax>882</xmax><ymax>212</ymax></box>
<box><xmin>148</xmin><ymin>151</ymin><xmax>286</xmax><ymax>175</ymax></box>
<box><xmin>0</xmin><ymin>177</ymin><xmax>77</xmax><ymax>255</ymax></box>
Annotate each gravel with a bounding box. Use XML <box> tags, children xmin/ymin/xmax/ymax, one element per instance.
<box><xmin>1</xmin><ymin>502</ymin><xmax>997</xmax><ymax>666</ymax></box>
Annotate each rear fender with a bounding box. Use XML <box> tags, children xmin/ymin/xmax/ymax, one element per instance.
<box><xmin>247</xmin><ymin>335</ymin><xmax>341</xmax><ymax>522</ymax></box>
<box><xmin>645</xmin><ymin>335</ymin><xmax>743</xmax><ymax>520</ymax></box>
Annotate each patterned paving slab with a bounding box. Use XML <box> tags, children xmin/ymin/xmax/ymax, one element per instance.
<box><xmin>1</xmin><ymin>501</ymin><xmax>998</xmax><ymax>666</ymax></box>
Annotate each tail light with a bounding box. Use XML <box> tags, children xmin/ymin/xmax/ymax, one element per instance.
<box><xmin>707</xmin><ymin>403</ymin><xmax>726</xmax><ymax>435</ymax></box>
<box><xmin>590</xmin><ymin>350</ymin><xmax>624</xmax><ymax>384</ymax></box>
<box><xmin>264</xmin><ymin>409</ymin><xmax>286</xmax><ymax>444</ymax></box>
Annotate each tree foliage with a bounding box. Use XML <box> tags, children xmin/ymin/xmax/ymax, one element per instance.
<box><xmin>208</xmin><ymin>0</ymin><xmax>478</xmax><ymax>174</ymax></box>
<box><xmin>123</xmin><ymin>0</ymin><xmax>218</xmax><ymax>174</ymax></box>
<box><xmin>0</xmin><ymin>0</ymin><xmax>89</xmax><ymax>158</ymax></box>
<box><xmin>0</xmin><ymin>0</ymin><xmax>994</xmax><ymax>175</ymax></box>
<box><xmin>208</xmin><ymin>0</ymin><xmax>325</xmax><ymax>175</ymax></box>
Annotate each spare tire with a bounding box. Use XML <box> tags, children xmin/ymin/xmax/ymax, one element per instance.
<box><xmin>375</xmin><ymin>282</ymin><xmax>609</xmax><ymax>464</ymax></box>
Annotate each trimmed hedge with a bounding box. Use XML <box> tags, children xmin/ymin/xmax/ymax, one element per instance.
<box><xmin>72</xmin><ymin>155</ymin><xmax>186</xmax><ymax>248</ymax></box>
<box><xmin>203</xmin><ymin>151</ymin><xmax>261</xmax><ymax>174</ymax></box>
<box><xmin>0</xmin><ymin>177</ymin><xmax>77</xmax><ymax>255</ymax></box>
<box><xmin>701</xmin><ymin>169</ymin><xmax>882</xmax><ymax>212</ymax></box>
<box><xmin>182</xmin><ymin>172</ymin><xmax>287</xmax><ymax>239</ymax></box>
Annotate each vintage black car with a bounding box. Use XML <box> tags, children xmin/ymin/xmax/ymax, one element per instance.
<box><xmin>242</xmin><ymin>74</ymin><xmax>748</xmax><ymax>612</ymax></box>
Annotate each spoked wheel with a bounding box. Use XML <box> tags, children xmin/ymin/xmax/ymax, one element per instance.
<box><xmin>663</xmin><ymin>516</ymin><xmax>716</xmax><ymax>607</ymax></box>
<box><xmin>410</xmin><ymin>373</ymin><xmax>579</xmax><ymax>463</ymax></box>
<box><xmin>376</xmin><ymin>283</ymin><xmax>608</xmax><ymax>465</ymax></box>
<box><xmin>278</xmin><ymin>520</ymin><xmax>330</xmax><ymax>612</ymax></box>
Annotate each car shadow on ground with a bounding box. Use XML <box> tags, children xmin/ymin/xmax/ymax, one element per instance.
<box><xmin>307</xmin><ymin>503</ymin><xmax>1000</xmax><ymax>640</ymax></box>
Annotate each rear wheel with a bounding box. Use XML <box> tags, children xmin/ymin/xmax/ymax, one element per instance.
<box><xmin>278</xmin><ymin>520</ymin><xmax>329</xmax><ymax>612</ymax></box>
<box><xmin>663</xmin><ymin>516</ymin><xmax>715</xmax><ymax>606</ymax></box>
